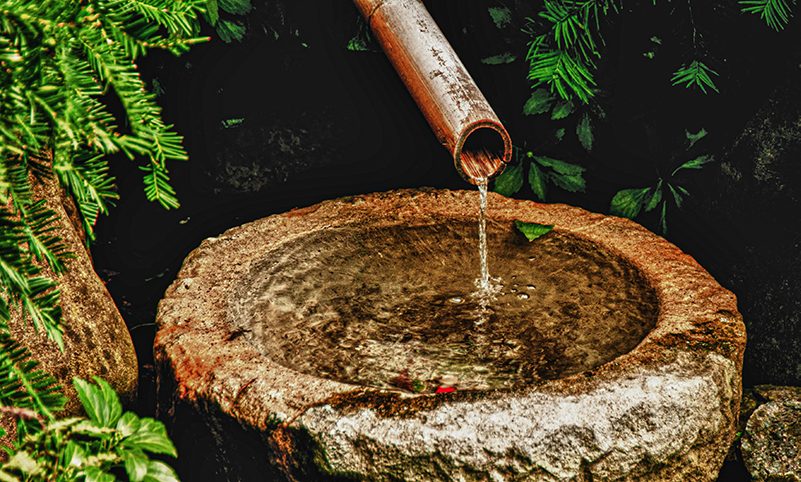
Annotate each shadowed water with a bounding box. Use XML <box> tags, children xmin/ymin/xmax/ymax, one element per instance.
<box><xmin>233</xmin><ymin>221</ymin><xmax>658</xmax><ymax>391</ymax></box>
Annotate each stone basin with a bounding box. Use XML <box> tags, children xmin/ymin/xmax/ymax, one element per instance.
<box><xmin>154</xmin><ymin>189</ymin><xmax>746</xmax><ymax>481</ymax></box>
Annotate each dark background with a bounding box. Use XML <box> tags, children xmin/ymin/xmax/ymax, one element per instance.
<box><xmin>90</xmin><ymin>1</ymin><xmax>801</xmax><ymax>479</ymax></box>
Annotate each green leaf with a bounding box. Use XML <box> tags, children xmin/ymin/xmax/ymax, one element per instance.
<box><xmin>577</xmin><ymin>113</ymin><xmax>593</xmax><ymax>151</ymax></box>
<box><xmin>492</xmin><ymin>164</ymin><xmax>524</xmax><ymax>196</ymax></box>
<box><xmin>142</xmin><ymin>460</ymin><xmax>180</xmax><ymax>482</ymax></box>
<box><xmin>534</xmin><ymin>156</ymin><xmax>584</xmax><ymax>176</ymax></box>
<box><xmin>610</xmin><ymin>188</ymin><xmax>650</xmax><ymax>219</ymax></box>
<box><xmin>216</xmin><ymin>19</ymin><xmax>247</xmax><ymax>43</ymax></box>
<box><xmin>83</xmin><ymin>467</ymin><xmax>115</xmax><ymax>482</ymax></box>
<box><xmin>671</xmin><ymin>61</ymin><xmax>720</xmax><ymax>94</ymax></box>
<box><xmin>123</xmin><ymin>450</ymin><xmax>150</xmax><ymax>482</ymax></box>
<box><xmin>219</xmin><ymin>0</ymin><xmax>252</xmax><ymax>15</ymax></box>
<box><xmin>523</xmin><ymin>89</ymin><xmax>555</xmax><ymax>116</ymax></box>
<box><xmin>206</xmin><ymin>0</ymin><xmax>219</xmax><ymax>25</ymax></box>
<box><xmin>528</xmin><ymin>162</ymin><xmax>547</xmax><ymax>201</ymax></box>
<box><xmin>73</xmin><ymin>377</ymin><xmax>122</xmax><ymax>428</ymax></box>
<box><xmin>645</xmin><ymin>181</ymin><xmax>663</xmax><ymax>212</ymax></box>
<box><xmin>488</xmin><ymin>6</ymin><xmax>513</xmax><ymax>28</ymax></box>
<box><xmin>117</xmin><ymin>411</ymin><xmax>142</xmax><ymax>438</ymax></box>
<box><xmin>672</xmin><ymin>154</ymin><xmax>714</xmax><ymax>175</ymax></box>
<box><xmin>4</xmin><ymin>452</ymin><xmax>40</xmax><ymax>476</ymax></box>
<box><xmin>550</xmin><ymin>100</ymin><xmax>574</xmax><ymax>120</ymax></box>
<box><xmin>668</xmin><ymin>183</ymin><xmax>686</xmax><ymax>208</ymax></box>
<box><xmin>740</xmin><ymin>0</ymin><xmax>794</xmax><ymax>30</ymax></box>
<box><xmin>481</xmin><ymin>53</ymin><xmax>517</xmax><ymax>65</ymax></box>
<box><xmin>554</xmin><ymin>128</ymin><xmax>566</xmax><ymax>141</ymax></box>
<box><xmin>686</xmin><ymin>128</ymin><xmax>708</xmax><ymax>148</ymax></box>
<box><xmin>515</xmin><ymin>221</ymin><xmax>554</xmax><ymax>241</ymax></box>
<box><xmin>660</xmin><ymin>201</ymin><xmax>668</xmax><ymax>234</ymax></box>
<box><xmin>123</xmin><ymin>418</ymin><xmax>178</xmax><ymax>457</ymax></box>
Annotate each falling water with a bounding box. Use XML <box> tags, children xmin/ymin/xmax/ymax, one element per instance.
<box><xmin>476</xmin><ymin>177</ymin><xmax>490</xmax><ymax>293</ymax></box>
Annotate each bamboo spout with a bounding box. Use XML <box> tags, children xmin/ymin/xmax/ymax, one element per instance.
<box><xmin>354</xmin><ymin>0</ymin><xmax>513</xmax><ymax>184</ymax></box>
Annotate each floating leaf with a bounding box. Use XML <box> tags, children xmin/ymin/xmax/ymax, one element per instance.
<box><xmin>610</xmin><ymin>188</ymin><xmax>649</xmax><ymax>218</ymax></box>
<box><xmin>515</xmin><ymin>221</ymin><xmax>554</xmax><ymax>241</ymax></box>
<box><xmin>493</xmin><ymin>164</ymin><xmax>524</xmax><ymax>196</ymax></box>
<box><xmin>523</xmin><ymin>89</ymin><xmax>555</xmax><ymax>116</ymax></box>
<box><xmin>554</xmin><ymin>128</ymin><xmax>566</xmax><ymax>141</ymax></box>
<box><xmin>481</xmin><ymin>53</ymin><xmax>517</xmax><ymax>65</ymax></box>
<box><xmin>551</xmin><ymin>100</ymin><xmax>574</xmax><ymax>120</ymax></box>
<box><xmin>488</xmin><ymin>6</ymin><xmax>513</xmax><ymax>28</ymax></box>
<box><xmin>577</xmin><ymin>112</ymin><xmax>593</xmax><ymax>151</ymax></box>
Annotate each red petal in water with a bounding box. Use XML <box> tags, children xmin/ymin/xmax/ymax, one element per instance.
<box><xmin>435</xmin><ymin>386</ymin><xmax>456</xmax><ymax>394</ymax></box>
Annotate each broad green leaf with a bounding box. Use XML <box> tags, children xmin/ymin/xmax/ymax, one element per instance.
<box><xmin>551</xmin><ymin>100</ymin><xmax>574</xmax><ymax>120</ymax></box>
<box><xmin>123</xmin><ymin>418</ymin><xmax>178</xmax><ymax>457</ymax></box>
<box><xmin>4</xmin><ymin>452</ymin><xmax>39</xmax><ymax>475</ymax></box>
<box><xmin>686</xmin><ymin>128</ymin><xmax>708</xmax><ymax>148</ymax></box>
<box><xmin>548</xmin><ymin>172</ymin><xmax>586</xmax><ymax>193</ymax></box>
<box><xmin>673</xmin><ymin>154</ymin><xmax>713</xmax><ymax>175</ymax></box>
<box><xmin>577</xmin><ymin>113</ymin><xmax>593</xmax><ymax>151</ymax></box>
<box><xmin>528</xmin><ymin>163</ymin><xmax>547</xmax><ymax>201</ymax></box>
<box><xmin>61</xmin><ymin>441</ymin><xmax>85</xmax><ymax>468</ymax></box>
<box><xmin>143</xmin><ymin>461</ymin><xmax>180</xmax><ymax>482</ymax></box>
<box><xmin>523</xmin><ymin>89</ymin><xmax>555</xmax><ymax>116</ymax></box>
<box><xmin>534</xmin><ymin>156</ymin><xmax>584</xmax><ymax>176</ymax></box>
<box><xmin>515</xmin><ymin>221</ymin><xmax>554</xmax><ymax>242</ymax></box>
<box><xmin>645</xmin><ymin>180</ymin><xmax>663</xmax><ymax>212</ymax></box>
<box><xmin>83</xmin><ymin>467</ymin><xmax>115</xmax><ymax>482</ymax></box>
<box><xmin>73</xmin><ymin>377</ymin><xmax>122</xmax><ymax>428</ymax></box>
<box><xmin>493</xmin><ymin>164</ymin><xmax>524</xmax><ymax>196</ymax></box>
<box><xmin>123</xmin><ymin>450</ymin><xmax>150</xmax><ymax>482</ymax></box>
<box><xmin>117</xmin><ymin>412</ymin><xmax>142</xmax><ymax>438</ymax></box>
<box><xmin>610</xmin><ymin>188</ymin><xmax>650</xmax><ymax>219</ymax></box>
<box><xmin>481</xmin><ymin>53</ymin><xmax>517</xmax><ymax>65</ymax></box>
<box><xmin>488</xmin><ymin>7</ymin><xmax>512</xmax><ymax>28</ymax></box>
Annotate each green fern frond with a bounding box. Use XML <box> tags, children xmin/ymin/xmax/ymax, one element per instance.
<box><xmin>0</xmin><ymin>333</ymin><xmax>66</xmax><ymax>424</ymax></box>
<box><xmin>740</xmin><ymin>0</ymin><xmax>795</xmax><ymax>30</ymax></box>
<box><xmin>671</xmin><ymin>60</ymin><xmax>720</xmax><ymax>94</ymax></box>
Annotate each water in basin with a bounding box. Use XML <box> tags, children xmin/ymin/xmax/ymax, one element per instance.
<box><xmin>234</xmin><ymin>221</ymin><xmax>658</xmax><ymax>392</ymax></box>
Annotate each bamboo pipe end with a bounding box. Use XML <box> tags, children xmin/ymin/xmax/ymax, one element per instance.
<box><xmin>454</xmin><ymin>120</ymin><xmax>513</xmax><ymax>185</ymax></box>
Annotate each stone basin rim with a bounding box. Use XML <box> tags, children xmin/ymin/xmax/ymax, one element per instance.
<box><xmin>155</xmin><ymin>188</ymin><xmax>745</xmax><ymax>431</ymax></box>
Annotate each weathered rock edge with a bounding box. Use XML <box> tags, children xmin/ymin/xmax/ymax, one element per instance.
<box><xmin>154</xmin><ymin>189</ymin><xmax>746</xmax><ymax>481</ymax></box>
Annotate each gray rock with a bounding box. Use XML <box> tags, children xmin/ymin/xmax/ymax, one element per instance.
<box><xmin>741</xmin><ymin>390</ymin><xmax>801</xmax><ymax>481</ymax></box>
<box><xmin>155</xmin><ymin>189</ymin><xmax>745</xmax><ymax>481</ymax></box>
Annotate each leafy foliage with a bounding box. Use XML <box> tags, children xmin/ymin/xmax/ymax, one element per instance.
<box><xmin>524</xmin><ymin>0</ymin><xmax>621</xmax><ymax>103</ymax></box>
<box><xmin>671</xmin><ymin>60</ymin><xmax>720</xmax><ymax>94</ymax></box>
<box><xmin>204</xmin><ymin>0</ymin><xmax>252</xmax><ymax>42</ymax></box>
<box><xmin>740</xmin><ymin>0</ymin><xmax>795</xmax><ymax>30</ymax></box>
<box><xmin>0</xmin><ymin>377</ymin><xmax>179</xmax><ymax>482</ymax></box>
<box><xmin>0</xmin><ymin>0</ymin><xmax>204</xmax><ymax>445</ymax></box>
<box><xmin>609</xmin><ymin>129</ymin><xmax>713</xmax><ymax>234</ymax></box>
<box><xmin>493</xmin><ymin>148</ymin><xmax>585</xmax><ymax>201</ymax></box>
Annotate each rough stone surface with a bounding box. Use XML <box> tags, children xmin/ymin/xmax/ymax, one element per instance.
<box><xmin>154</xmin><ymin>189</ymin><xmax>746</xmax><ymax>481</ymax></box>
<box><xmin>741</xmin><ymin>388</ymin><xmax>801</xmax><ymax>481</ymax></box>
<box><xmin>6</xmin><ymin>176</ymin><xmax>138</xmax><ymax>418</ymax></box>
